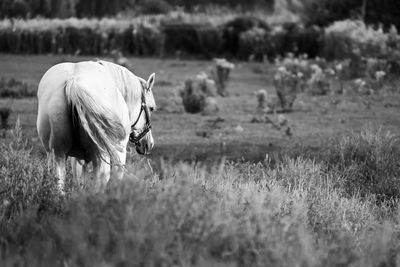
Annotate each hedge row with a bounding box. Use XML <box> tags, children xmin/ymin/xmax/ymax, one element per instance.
<box><xmin>0</xmin><ymin>16</ymin><xmax>326</xmax><ymax>60</ymax></box>
<box><xmin>1</xmin><ymin>17</ymin><xmax>399</xmax><ymax>62</ymax></box>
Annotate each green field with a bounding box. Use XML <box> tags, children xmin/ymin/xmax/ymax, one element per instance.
<box><xmin>2</xmin><ymin>54</ymin><xmax>400</xmax><ymax>266</ymax></box>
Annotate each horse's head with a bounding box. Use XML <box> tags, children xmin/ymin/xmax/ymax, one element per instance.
<box><xmin>130</xmin><ymin>73</ymin><xmax>156</xmax><ymax>155</ymax></box>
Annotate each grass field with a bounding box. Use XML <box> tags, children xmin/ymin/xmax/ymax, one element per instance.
<box><xmin>1</xmin><ymin>54</ymin><xmax>400</xmax><ymax>163</ymax></box>
<box><xmin>2</xmin><ymin>54</ymin><xmax>400</xmax><ymax>266</ymax></box>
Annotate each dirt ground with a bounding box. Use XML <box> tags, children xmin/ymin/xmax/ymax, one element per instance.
<box><xmin>1</xmin><ymin>54</ymin><xmax>400</xmax><ymax>164</ymax></box>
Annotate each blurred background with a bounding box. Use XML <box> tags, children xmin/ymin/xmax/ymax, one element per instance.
<box><xmin>0</xmin><ymin>0</ymin><xmax>399</xmax><ymax>59</ymax></box>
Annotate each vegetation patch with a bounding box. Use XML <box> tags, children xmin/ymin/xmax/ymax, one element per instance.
<box><xmin>325</xmin><ymin>125</ymin><xmax>400</xmax><ymax>202</ymax></box>
<box><xmin>0</xmin><ymin>77</ymin><xmax>36</xmax><ymax>98</ymax></box>
<box><xmin>1</xmin><ymin>122</ymin><xmax>400</xmax><ymax>266</ymax></box>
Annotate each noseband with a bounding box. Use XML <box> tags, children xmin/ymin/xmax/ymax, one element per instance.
<box><xmin>129</xmin><ymin>91</ymin><xmax>151</xmax><ymax>145</ymax></box>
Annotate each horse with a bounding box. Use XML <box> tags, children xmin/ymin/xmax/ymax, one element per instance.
<box><xmin>36</xmin><ymin>60</ymin><xmax>156</xmax><ymax>193</ymax></box>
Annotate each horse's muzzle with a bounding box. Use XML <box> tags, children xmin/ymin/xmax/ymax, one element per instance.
<box><xmin>135</xmin><ymin>140</ymin><xmax>153</xmax><ymax>155</ymax></box>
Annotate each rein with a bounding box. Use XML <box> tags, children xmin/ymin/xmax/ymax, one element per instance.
<box><xmin>129</xmin><ymin>91</ymin><xmax>151</xmax><ymax>145</ymax></box>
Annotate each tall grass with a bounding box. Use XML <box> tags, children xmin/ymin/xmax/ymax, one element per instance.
<box><xmin>1</xmin><ymin>122</ymin><xmax>400</xmax><ymax>266</ymax></box>
<box><xmin>326</xmin><ymin>125</ymin><xmax>400</xmax><ymax>202</ymax></box>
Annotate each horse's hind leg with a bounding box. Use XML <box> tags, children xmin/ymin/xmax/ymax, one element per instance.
<box><xmin>71</xmin><ymin>157</ymin><xmax>87</xmax><ymax>188</ymax></box>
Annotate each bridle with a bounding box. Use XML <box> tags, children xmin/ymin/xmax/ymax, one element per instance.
<box><xmin>129</xmin><ymin>90</ymin><xmax>152</xmax><ymax>145</ymax></box>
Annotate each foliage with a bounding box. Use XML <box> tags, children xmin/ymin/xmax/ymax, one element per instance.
<box><xmin>323</xmin><ymin>20</ymin><xmax>400</xmax><ymax>78</ymax></box>
<box><xmin>324</xmin><ymin>20</ymin><xmax>389</xmax><ymax>60</ymax></box>
<box><xmin>0</xmin><ymin>77</ymin><xmax>36</xmax><ymax>98</ymax></box>
<box><xmin>2</xmin><ymin>122</ymin><xmax>400</xmax><ymax>265</ymax></box>
<box><xmin>138</xmin><ymin>0</ymin><xmax>172</xmax><ymax>15</ymax></box>
<box><xmin>268</xmin><ymin>23</ymin><xmax>324</xmax><ymax>59</ymax></box>
<box><xmin>210</xmin><ymin>58</ymin><xmax>234</xmax><ymax>97</ymax></box>
<box><xmin>5</xmin><ymin>16</ymin><xmax>400</xmax><ymax>63</ymax></box>
<box><xmin>2</xmin><ymin>125</ymin><xmax>400</xmax><ymax>265</ymax></box>
<box><xmin>301</xmin><ymin>0</ymin><xmax>400</xmax><ymax>31</ymax></box>
<box><xmin>221</xmin><ymin>15</ymin><xmax>270</xmax><ymax>58</ymax></box>
<box><xmin>301</xmin><ymin>0</ymin><xmax>363</xmax><ymax>27</ymax></box>
<box><xmin>0</xmin><ymin>119</ymin><xmax>60</xmax><ymax>222</ymax></box>
<box><xmin>0</xmin><ymin>0</ymin><xmax>275</xmax><ymax>19</ymax></box>
<box><xmin>179</xmin><ymin>73</ymin><xmax>216</xmax><ymax>113</ymax></box>
<box><xmin>0</xmin><ymin>18</ymin><xmax>162</xmax><ymax>56</ymax></box>
<box><xmin>238</xmin><ymin>26</ymin><xmax>269</xmax><ymax>61</ymax></box>
<box><xmin>162</xmin><ymin>22</ymin><xmax>222</xmax><ymax>59</ymax></box>
<box><xmin>273</xmin><ymin>54</ymin><xmax>309</xmax><ymax>111</ymax></box>
<box><xmin>326</xmin><ymin>125</ymin><xmax>400</xmax><ymax>202</ymax></box>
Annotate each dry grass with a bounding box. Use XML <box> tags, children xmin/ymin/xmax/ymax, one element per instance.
<box><xmin>1</xmin><ymin>122</ymin><xmax>400</xmax><ymax>266</ymax></box>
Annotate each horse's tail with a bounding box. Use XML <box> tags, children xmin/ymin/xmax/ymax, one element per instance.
<box><xmin>64</xmin><ymin>77</ymin><xmax>126</xmax><ymax>164</ymax></box>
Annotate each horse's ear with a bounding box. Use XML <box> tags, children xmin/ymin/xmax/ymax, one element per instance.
<box><xmin>147</xmin><ymin>73</ymin><xmax>155</xmax><ymax>91</ymax></box>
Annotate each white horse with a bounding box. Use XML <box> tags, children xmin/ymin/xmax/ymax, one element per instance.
<box><xmin>36</xmin><ymin>60</ymin><xmax>156</xmax><ymax>192</ymax></box>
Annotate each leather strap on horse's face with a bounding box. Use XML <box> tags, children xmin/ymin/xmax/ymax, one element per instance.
<box><xmin>129</xmin><ymin>92</ymin><xmax>152</xmax><ymax>145</ymax></box>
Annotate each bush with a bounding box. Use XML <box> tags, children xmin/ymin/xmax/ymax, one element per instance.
<box><xmin>179</xmin><ymin>73</ymin><xmax>217</xmax><ymax>113</ymax></box>
<box><xmin>221</xmin><ymin>16</ymin><xmax>269</xmax><ymax>57</ymax></box>
<box><xmin>0</xmin><ymin>77</ymin><xmax>36</xmax><ymax>98</ymax></box>
<box><xmin>273</xmin><ymin>55</ymin><xmax>309</xmax><ymax>111</ymax></box>
<box><xmin>326</xmin><ymin>125</ymin><xmax>400</xmax><ymax>202</ymax></box>
<box><xmin>162</xmin><ymin>22</ymin><xmax>222</xmax><ymax>59</ymax></box>
<box><xmin>0</xmin><ymin>119</ymin><xmax>60</xmax><ymax>221</ymax></box>
<box><xmin>210</xmin><ymin>58</ymin><xmax>234</xmax><ymax>97</ymax></box>
<box><xmin>139</xmin><ymin>0</ymin><xmax>172</xmax><ymax>15</ymax></box>
<box><xmin>0</xmin><ymin>18</ymin><xmax>164</xmax><ymax>56</ymax></box>
<box><xmin>323</xmin><ymin>20</ymin><xmax>400</xmax><ymax>77</ymax></box>
<box><xmin>238</xmin><ymin>26</ymin><xmax>269</xmax><ymax>61</ymax></box>
<box><xmin>269</xmin><ymin>23</ymin><xmax>323</xmax><ymax>59</ymax></box>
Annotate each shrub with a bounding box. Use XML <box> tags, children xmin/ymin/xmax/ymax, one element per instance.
<box><xmin>0</xmin><ymin>77</ymin><xmax>35</xmax><ymax>98</ymax></box>
<box><xmin>273</xmin><ymin>55</ymin><xmax>309</xmax><ymax>111</ymax></box>
<box><xmin>238</xmin><ymin>26</ymin><xmax>269</xmax><ymax>61</ymax></box>
<box><xmin>139</xmin><ymin>0</ymin><xmax>172</xmax><ymax>15</ymax></box>
<box><xmin>162</xmin><ymin>22</ymin><xmax>222</xmax><ymax>59</ymax></box>
<box><xmin>323</xmin><ymin>20</ymin><xmax>400</xmax><ymax>77</ymax></box>
<box><xmin>179</xmin><ymin>73</ymin><xmax>217</xmax><ymax>113</ymax></box>
<box><xmin>0</xmin><ymin>119</ymin><xmax>60</xmax><ymax>221</ymax></box>
<box><xmin>269</xmin><ymin>23</ymin><xmax>323</xmax><ymax>59</ymax></box>
<box><xmin>306</xmin><ymin>64</ymin><xmax>331</xmax><ymax>96</ymax></box>
<box><xmin>210</xmin><ymin>58</ymin><xmax>234</xmax><ymax>97</ymax></box>
<box><xmin>221</xmin><ymin>16</ymin><xmax>269</xmax><ymax>57</ymax></box>
<box><xmin>131</xmin><ymin>22</ymin><xmax>164</xmax><ymax>56</ymax></box>
<box><xmin>326</xmin><ymin>125</ymin><xmax>400</xmax><ymax>202</ymax></box>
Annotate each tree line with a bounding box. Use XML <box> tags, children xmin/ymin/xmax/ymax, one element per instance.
<box><xmin>0</xmin><ymin>0</ymin><xmax>399</xmax><ymax>30</ymax></box>
<box><xmin>0</xmin><ymin>0</ymin><xmax>274</xmax><ymax>18</ymax></box>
